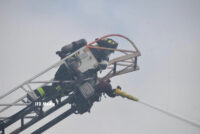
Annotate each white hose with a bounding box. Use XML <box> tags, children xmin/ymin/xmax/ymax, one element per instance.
<box><xmin>138</xmin><ymin>100</ymin><xmax>200</xmax><ymax>128</ymax></box>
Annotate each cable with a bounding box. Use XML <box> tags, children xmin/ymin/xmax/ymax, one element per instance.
<box><xmin>137</xmin><ymin>100</ymin><xmax>200</xmax><ymax>128</ymax></box>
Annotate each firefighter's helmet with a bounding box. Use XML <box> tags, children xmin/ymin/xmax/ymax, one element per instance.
<box><xmin>96</xmin><ymin>38</ymin><xmax>118</xmax><ymax>56</ymax></box>
<box><xmin>97</xmin><ymin>38</ymin><xmax>118</xmax><ymax>50</ymax></box>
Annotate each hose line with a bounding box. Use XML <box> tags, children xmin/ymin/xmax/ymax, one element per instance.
<box><xmin>138</xmin><ymin>100</ymin><xmax>200</xmax><ymax>128</ymax></box>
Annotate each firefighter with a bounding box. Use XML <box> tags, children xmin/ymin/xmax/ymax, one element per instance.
<box><xmin>27</xmin><ymin>38</ymin><xmax>118</xmax><ymax>102</ymax></box>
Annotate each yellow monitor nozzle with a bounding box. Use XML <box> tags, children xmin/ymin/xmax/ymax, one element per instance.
<box><xmin>115</xmin><ymin>88</ymin><xmax>138</xmax><ymax>101</ymax></box>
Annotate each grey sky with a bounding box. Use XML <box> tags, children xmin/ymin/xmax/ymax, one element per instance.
<box><xmin>0</xmin><ymin>0</ymin><xmax>200</xmax><ymax>134</ymax></box>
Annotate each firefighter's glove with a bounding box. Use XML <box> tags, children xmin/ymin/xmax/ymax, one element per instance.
<box><xmin>56</xmin><ymin>51</ymin><xmax>65</xmax><ymax>59</ymax></box>
<box><xmin>97</xmin><ymin>80</ymin><xmax>112</xmax><ymax>90</ymax></box>
<box><xmin>99</xmin><ymin>60</ymin><xmax>108</xmax><ymax>70</ymax></box>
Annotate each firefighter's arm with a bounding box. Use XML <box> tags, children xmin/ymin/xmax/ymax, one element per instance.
<box><xmin>97</xmin><ymin>80</ymin><xmax>115</xmax><ymax>97</ymax></box>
